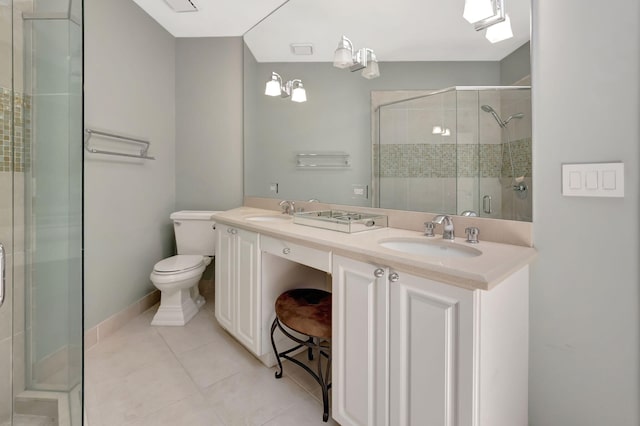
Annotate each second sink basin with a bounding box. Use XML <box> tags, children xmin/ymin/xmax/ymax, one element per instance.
<box><xmin>379</xmin><ymin>238</ymin><xmax>481</xmax><ymax>258</ymax></box>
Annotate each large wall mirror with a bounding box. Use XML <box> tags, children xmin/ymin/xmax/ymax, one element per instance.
<box><xmin>243</xmin><ymin>0</ymin><xmax>532</xmax><ymax>222</ymax></box>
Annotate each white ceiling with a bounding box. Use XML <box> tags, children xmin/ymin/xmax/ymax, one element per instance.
<box><xmin>133</xmin><ymin>0</ymin><xmax>530</xmax><ymax>62</ymax></box>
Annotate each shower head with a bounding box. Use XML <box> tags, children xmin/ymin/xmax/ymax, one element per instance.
<box><xmin>504</xmin><ymin>113</ymin><xmax>525</xmax><ymax>125</ymax></box>
<box><xmin>481</xmin><ymin>105</ymin><xmax>525</xmax><ymax>128</ymax></box>
<box><xmin>481</xmin><ymin>104</ymin><xmax>506</xmax><ymax>128</ymax></box>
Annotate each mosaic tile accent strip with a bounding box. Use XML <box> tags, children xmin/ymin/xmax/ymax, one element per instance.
<box><xmin>502</xmin><ymin>137</ymin><xmax>532</xmax><ymax>178</ymax></box>
<box><xmin>379</xmin><ymin>143</ymin><xmax>457</xmax><ymax>178</ymax></box>
<box><xmin>379</xmin><ymin>139</ymin><xmax>531</xmax><ymax>179</ymax></box>
<box><xmin>0</xmin><ymin>86</ymin><xmax>32</xmax><ymax>173</ymax></box>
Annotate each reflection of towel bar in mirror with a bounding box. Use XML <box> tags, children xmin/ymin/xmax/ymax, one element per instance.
<box><xmin>296</xmin><ymin>152</ymin><xmax>350</xmax><ymax>169</ymax></box>
<box><xmin>84</xmin><ymin>128</ymin><xmax>155</xmax><ymax>160</ymax></box>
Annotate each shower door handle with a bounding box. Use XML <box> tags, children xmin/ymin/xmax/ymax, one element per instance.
<box><xmin>483</xmin><ymin>195</ymin><xmax>492</xmax><ymax>214</ymax></box>
<box><xmin>0</xmin><ymin>243</ymin><xmax>5</xmax><ymax>308</ymax></box>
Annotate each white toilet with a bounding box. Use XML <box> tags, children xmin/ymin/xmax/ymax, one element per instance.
<box><xmin>150</xmin><ymin>210</ymin><xmax>219</xmax><ymax>326</ymax></box>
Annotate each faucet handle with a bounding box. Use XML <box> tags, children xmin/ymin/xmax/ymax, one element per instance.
<box><xmin>465</xmin><ymin>227</ymin><xmax>480</xmax><ymax>244</ymax></box>
<box><xmin>424</xmin><ymin>222</ymin><xmax>436</xmax><ymax>237</ymax></box>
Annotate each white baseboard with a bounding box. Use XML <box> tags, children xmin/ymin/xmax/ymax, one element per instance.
<box><xmin>84</xmin><ymin>290</ymin><xmax>160</xmax><ymax>351</ymax></box>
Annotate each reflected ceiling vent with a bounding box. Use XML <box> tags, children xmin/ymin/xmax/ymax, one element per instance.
<box><xmin>290</xmin><ymin>44</ymin><xmax>314</xmax><ymax>56</ymax></box>
<box><xmin>164</xmin><ymin>0</ymin><xmax>198</xmax><ymax>13</ymax></box>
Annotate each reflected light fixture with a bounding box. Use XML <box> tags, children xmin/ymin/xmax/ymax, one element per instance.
<box><xmin>485</xmin><ymin>14</ymin><xmax>513</xmax><ymax>43</ymax></box>
<box><xmin>432</xmin><ymin>126</ymin><xmax>451</xmax><ymax>136</ymax></box>
<box><xmin>464</xmin><ymin>0</ymin><xmax>513</xmax><ymax>43</ymax></box>
<box><xmin>264</xmin><ymin>72</ymin><xmax>307</xmax><ymax>103</ymax></box>
<box><xmin>463</xmin><ymin>0</ymin><xmax>494</xmax><ymax>24</ymax></box>
<box><xmin>332</xmin><ymin>36</ymin><xmax>380</xmax><ymax>79</ymax></box>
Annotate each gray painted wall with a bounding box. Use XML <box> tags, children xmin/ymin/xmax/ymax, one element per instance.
<box><xmin>244</xmin><ymin>52</ymin><xmax>501</xmax><ymax>206</ymax></box>
<box><xmin>84</xmin><ymin>0</ymin><xmax>177</xmax><ymax>329</ymax></box>
<box><xmin>530</xmin><ymin>0</ymin><xmax>639</xmax><ymax>424</ymax></box>
<box><xmin>500</xmin><ymin>42</ymin><xmax>531</xmax><ymax>85</ymax></box>
<box><xmin>176</xmin><ymin>38</ymin><xmax>244</xmax><ymax>211</ymax></box>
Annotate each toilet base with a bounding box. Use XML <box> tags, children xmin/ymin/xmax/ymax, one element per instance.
<box><xmin>191</xmin><ymin>285</ymin><xmax>206</xmax><ymax>309</ymax></box>
<box><xmin>151</xmin><ymin>288</ymin><xmax>199</xmax><ymax>326</ymax></box>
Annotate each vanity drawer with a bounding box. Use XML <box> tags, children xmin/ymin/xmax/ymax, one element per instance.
<box><xmin>261</xmin><ymin>235</ymin><xmax>332</xmax><ymax>273</ymax></box>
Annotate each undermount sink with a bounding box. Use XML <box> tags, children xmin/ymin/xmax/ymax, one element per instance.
<box><xmin>379</xmin><ymin>238</ymin><xmax>482</xmax><ymax>258</ymax></box>
<box><xmin>245</xmin><ymin>215</ymin><xmax>291</xmax><ymax>222</ymax></box>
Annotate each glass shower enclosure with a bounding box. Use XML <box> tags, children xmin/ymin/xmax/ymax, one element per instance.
<box><xmin>1</xmin><ymin>0</ymin><xmax>83</xmax><ymax>424</ymax></box>
<box><xmin>376</xmin><ymin>86</ymin><xmax>532</xmax><ymax>222</ymax></box>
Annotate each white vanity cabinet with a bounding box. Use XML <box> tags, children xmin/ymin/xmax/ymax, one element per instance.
<box><xmin>332</xmin><ymin>255</ymin><xmax>389</xmax><ymax>426</ymax></box>
<box><xmin>215</xmin><ymin>223</ymin><xmax>261</xmax><ymax>355</ymax></box>
<box><xmin>332</xmin><ymin>255</ymin><xmax>529</xmax><ymax>426</ymax></box>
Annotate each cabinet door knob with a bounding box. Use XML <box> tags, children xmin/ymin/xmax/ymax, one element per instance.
<box><xmin>389</xmin><ymin>272</ymin><xmax>400</xmax><ymax>282</ymax></box>
<box><xmin>282</xmin><ymin>248</ymin><xmax>291</xmax><ymax>255</ymax></box>
<box><xmin>374</xmin><ymin>268</ymin><xmax>385</xmax><ymax>278</ymax></box>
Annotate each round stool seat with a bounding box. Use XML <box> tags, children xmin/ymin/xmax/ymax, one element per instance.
<box><xmin>275</xmin><ymin>288</ymin><xmax>331</xmax><ymax>340</ymax></box>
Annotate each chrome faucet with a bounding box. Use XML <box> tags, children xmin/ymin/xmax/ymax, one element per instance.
<box><xmin>431</xmin><ymin>215</ymin><xmax>455</xmax><ymax>240</ymax></box>
<box><xmin>279</xmin><ymin>200</ymin><xmax>295</xmax><ymax>215</ymax></box>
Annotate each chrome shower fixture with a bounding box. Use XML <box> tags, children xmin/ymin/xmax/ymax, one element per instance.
<box><xmin>264</xmin><ymin>72</ymin><xmax>307</xmax><ymax>103</ymax></box>
<box><xmin>332</xmin><ymin>36</ymin><xmax>380</xmax><ymax>79</ymax></box>
<box><xmin>481</xmin><ymin>105</ymin><xmax>523</xmax><ymax>128</ymax></box>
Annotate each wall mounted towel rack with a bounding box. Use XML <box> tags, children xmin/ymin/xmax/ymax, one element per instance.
<box><xmin>84</xmin><ymin>128</ymin><xmax>155</xmax><ymax>160</ymax></box>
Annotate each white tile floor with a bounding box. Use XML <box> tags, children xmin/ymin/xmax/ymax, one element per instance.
<box><xmin>85</xmin><ymin>298</ymin><xmax>338</xmax><ymax>426</ymax></box>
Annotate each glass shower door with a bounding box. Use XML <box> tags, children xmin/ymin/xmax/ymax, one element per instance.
<box><xmin>1</xmin><ymin>0</ymin><xmax>16</xmax><ymax>423</ymax></box>
<box><xmin>1</xmin><ymin>0</ymin><xmax>83</xmax><ymax>424</ymax></box>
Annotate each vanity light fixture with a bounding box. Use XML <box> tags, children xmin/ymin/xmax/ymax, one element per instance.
<box><xmin>485</xmin><ymin>14</ymin><xmax>513</xmax><ymax>43</ymax></box>
<box><xmin>332</xmin><ymin>36</ymin><xmax>381</xmax><ymax>79</ymax></box>
<box><xmin>463</xmin><ymin>0</ymin><xmax>494</xmax><ymax>24</ymax></box>
<box><xmin>264</xmin><ymin>72</ymin><xmax>307</xmax><ymax>103</ymax></box>
<box><xmin>463</xmin><ymin>0</ymin><xmax>513</xmax><ymax>43</ymax></box>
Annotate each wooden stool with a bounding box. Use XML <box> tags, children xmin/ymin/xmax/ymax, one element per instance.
<box><xmin>270</xmin><ymin>288</ymin><xmax>332</xmax><ymax>422</ymax></box>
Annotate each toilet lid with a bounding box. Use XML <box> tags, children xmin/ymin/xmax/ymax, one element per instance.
<box><xmin>154</xmin><ymin>255</ymin><xmax>204</xmax><ymax>273</ymax></box>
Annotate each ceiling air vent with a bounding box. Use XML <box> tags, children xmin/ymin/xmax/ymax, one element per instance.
<box><xmin>290</xmin><ymin>44</ymin><xmax>314</xmax><ymax>56</ymax></box>
<box><xmin>164</xmin><ymin>0</ymin><xmax>198</xmax><ymax>13</ymax></box>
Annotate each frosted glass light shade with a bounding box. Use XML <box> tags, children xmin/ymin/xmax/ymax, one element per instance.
<box><xmin>361</xmin><ymin>60</ymin><xmax>380</xmax><ymax>79</ymax></box>
<box><xmin>485</xmin><ymin>14</ymin><xmax>513</xmax><ymax>43</ymax></box>
<box><xmin>265</xmin><ymin>79</ymin><xmax>281</xmax><ymax>96</ymax></box>
<box><xmin>291</xmin><ymin>85</ymin><xmax>307</xmax><ymax>103</ymax></box>
<box><xmin>463</xmin><ymin>0</ymin><xmax>494</xmax><ymax>23</ymax></box>
<box><xmin>333</xmin><ymin>47</ymin><xmax>354</xmax><ymax>69</ymax></box>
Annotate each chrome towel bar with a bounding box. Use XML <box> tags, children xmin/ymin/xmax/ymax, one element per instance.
<box><xmin>84</xmin><ymin>128</ymin><xmax>155</xmax><ymax>160</ymax></box>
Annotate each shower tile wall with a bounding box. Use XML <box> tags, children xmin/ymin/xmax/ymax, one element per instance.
<box><xmin>378</xmin><ymin>89</ymin><xmax>532</xmax><ymax>220</ymax></box>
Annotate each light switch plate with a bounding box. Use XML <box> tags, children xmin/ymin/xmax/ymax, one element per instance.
<box><xmin>562</xmin><ymin>162</ymin><xmax>624</xmax><ymax>197</ymax></box>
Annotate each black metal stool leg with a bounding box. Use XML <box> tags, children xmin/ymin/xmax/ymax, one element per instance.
<box><xmin>307</xmin><ymin>337</ymin><xmax>314</xmax><ymax>361</ymax></box>
<box><xmin>270</xmin><ymin>318</ymin><xmax>284</xmax><ymax>379</ymax></box>
<box><xmin>316</xmin><ymin>338</ymin><xmax>331</xmax><ymax>422</ymax></box>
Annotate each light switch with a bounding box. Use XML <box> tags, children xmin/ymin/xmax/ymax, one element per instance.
<box><xmin>585</xmin><ymin>171</ymin><xmax>598</xmax><ymax>189</ymax></box>
<box><xmin>602</xmin><ymin>170</ymin><xmax>616</xmax><ymax>190</ymax></box>
<box><xmin>562</xmin><ymin>162</ymin><xmax>624</xmax><ymax>197</ymax></box>
<box><xmin>569</xmin><ymin>171</ymin><xmax>582</xmax><ymax>189</ymax></box>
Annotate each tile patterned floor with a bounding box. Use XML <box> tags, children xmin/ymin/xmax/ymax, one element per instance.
<box><xmin>85</xmin><ymin>299</ymin><xmax>338</xmax><ymax>426</ymax></box>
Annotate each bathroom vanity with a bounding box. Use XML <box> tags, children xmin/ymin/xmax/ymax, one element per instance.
<box><xmin>212</xmin><ymin>206</ymin><xmax>536</xmax><ymax>426</ymax></box>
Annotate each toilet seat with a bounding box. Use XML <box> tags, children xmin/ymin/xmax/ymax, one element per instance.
<box><xmin>153</xmin><ymin>255</ymin><xmax>204</xmax><ymax>275</ymax></box>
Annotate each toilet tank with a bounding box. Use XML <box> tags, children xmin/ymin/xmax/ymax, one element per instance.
<box><xmin>170</xmin><ymin>210</ymin><xmax>220</xmax><ymax>256</ymax></box>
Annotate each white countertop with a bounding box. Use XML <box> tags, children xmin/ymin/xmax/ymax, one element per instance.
<box><xmin>213</xmin><ymin>207</ymin><xmax>537</xmax><ymax>291</ymax></box>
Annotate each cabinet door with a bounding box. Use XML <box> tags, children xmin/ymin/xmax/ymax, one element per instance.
<box><xmin>332</xmin><ymin>255</ymin><xmax>388</xmax><ymax>426</ymax></box>
<box><xmin>215</xmin><ymin>224</ymin><xmax>235</xmax><ymax>331</ymax></box>
<box><xmin>389</xmin><ymin>272</ymin><xmax>474</xmax><ymax>426</ymax></box>
<box><xmin>234</xmin><ymin>229</ymin><xmax>260</xmax><ymax>354</ymax></box>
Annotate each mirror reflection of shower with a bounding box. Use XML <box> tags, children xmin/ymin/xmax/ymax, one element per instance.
<box><xmin>481</xmin><ymin>104</ymin><xmax>528</xmax><ymax>196</ymax></box>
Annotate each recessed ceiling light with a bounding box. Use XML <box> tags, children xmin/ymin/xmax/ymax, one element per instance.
<box><xmin>290</xmin><ymin>44</ymin><xmax>314</xmax><ymax>56</ymax></box>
